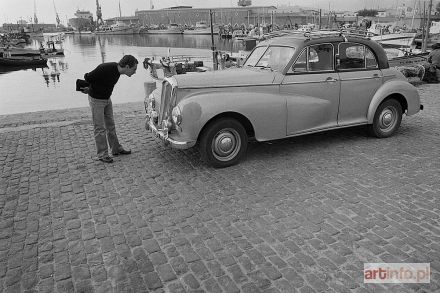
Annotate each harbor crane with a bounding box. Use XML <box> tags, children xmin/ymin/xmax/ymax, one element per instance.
<box><xmin>53</xmin><ymin>0</ymin><xmax>60</xmax><ymax>27</ymax></box>
<box><xmin>33</xmin><ymin>0</ymin><xmax>38</xmax><ymax>24</ymax></box>
<box><xmin>96</xmin><ymin>0</ymin><xmax>104</xmax><ymax>27</ymax></box>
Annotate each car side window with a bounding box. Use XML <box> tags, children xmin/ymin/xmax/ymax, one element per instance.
<box><xmin>338</xmin><ymin>43</ymin><xmax>371</xmax><ymax>70</ymax></box>
<box><xmin>308</xmin><ymin>44</ymin><xmax>334</xmax><ymax>71</ymax></box>
<box><xmin>365</xmin><ymin>47</ymin><xmax>378</xmax><ymax>68</ymax></box>
<box><xmin>290</xmin><ymin>43</ymin><xmax>334</xmax><ymax>73</ymax></box>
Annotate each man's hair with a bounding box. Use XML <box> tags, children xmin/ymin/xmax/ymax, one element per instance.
<box><xmin>118</xmin><ymin>55</ymin><xmax>138</xmax><ymax>68</ymax></box>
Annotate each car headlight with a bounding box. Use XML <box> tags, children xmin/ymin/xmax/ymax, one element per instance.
<box><xmin>171</xmin><ymin>106</ymin><xmax>182</xmax><ymax>126</ymax></box>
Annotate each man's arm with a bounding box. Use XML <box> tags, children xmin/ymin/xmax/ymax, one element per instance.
<box><xmin>84</xmin><ymin>64</ymin><xmax>103</xmax><ymax>83</ymax></box>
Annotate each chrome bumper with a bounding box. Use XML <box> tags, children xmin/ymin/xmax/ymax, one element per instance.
<box><xmin>145</xmin><ymin>115</ymin><xmax>196</xmax><ymax>150</ymax></box>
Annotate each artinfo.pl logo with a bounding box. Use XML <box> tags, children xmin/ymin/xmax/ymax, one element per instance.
<box><xmin>364</xmin><ymin>263</ymin><xmax>430</xmax><ymax>283</ymax></box>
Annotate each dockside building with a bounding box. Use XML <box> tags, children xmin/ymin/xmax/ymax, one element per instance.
<box><xmin>134</xmin><ymin>6</ymin><xmax>318</xmax><ymax>28</ymax></box>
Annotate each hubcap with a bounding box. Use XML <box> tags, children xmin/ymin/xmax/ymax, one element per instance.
<box><xmin>212</xmin><ymin>128</ymin><xmax>241</xmax><ymax>162</ymax></box>
<box><xmin>379</xmin><ymin>107</ymin><xmax>397</xmax><ymax>131</ymax></box>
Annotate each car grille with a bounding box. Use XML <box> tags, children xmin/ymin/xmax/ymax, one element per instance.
<box><xmin>159</xmin><ymin>81</ymin><xmax>173</xmax><ymax>123</ymax></box>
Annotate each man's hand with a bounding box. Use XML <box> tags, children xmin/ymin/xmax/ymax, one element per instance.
<box><xmin>81</xmin><ymin>87</ymin><xmax>89</xmax><ymax>94</ymax></box>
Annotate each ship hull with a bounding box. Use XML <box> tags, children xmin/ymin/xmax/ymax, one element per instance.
<box><xmin>144</xmin><ymin>29</ymin><xmax>183</xmax><ymax>34</ymax></box>
<box><xmin>371</xmin><ymin>33</ymin><xmax>416</xmax><ymax>48</ymax></box>
<box><xmin>183</xmin><ymin>29</ymin><xmax>219</xmax><ymax>35</ymax></box>
<box><xmin>94</xmin><ymin>29</ymin><xmax>137</xmax><ymax>35</ymax></box>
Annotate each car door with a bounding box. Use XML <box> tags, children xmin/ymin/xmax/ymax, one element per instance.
<box><xmin>280</xmin><ymin>43</ymin><xmax>340</xmax><ymax>136</ymax></box>
<box><xmin>336</xmin><ymin>42</ymin><xmax>383</xmax><ymax>126</ymax></box>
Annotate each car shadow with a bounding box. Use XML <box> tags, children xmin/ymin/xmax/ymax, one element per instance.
<box><xmin>244</xmin><ymin>125</ymin><xmax>370</xmax><ymax>163</ymax></box>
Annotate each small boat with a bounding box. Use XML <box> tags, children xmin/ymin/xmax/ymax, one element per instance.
<box><xmin>0</xmin><ymin>56</ymin><xmax>47</xmax><ymax>66</ymax></box>
<box><xmin>43</xmin><ymin>40</ymin><xmax>64</xmax><ymax>57</ymax></box>
<box><xmin>1</xmin><ymin>40</ymin><xmax>64</xmax><ymax>58</ymax></box>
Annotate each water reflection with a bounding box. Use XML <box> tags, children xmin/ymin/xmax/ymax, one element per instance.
<box><xmin>0</xmin><ymin>34</ymin><xmax>246</xmax><ymax>115</ymax></box>
<box><xmin>68</xmin><ymin>34</ymin><xmax>245</xmax><ymax>53</ymax></box>
<box><xmin>0</xmin><ymin>64</ymin><xmax>47</xmax><ymax>74</ymax></box>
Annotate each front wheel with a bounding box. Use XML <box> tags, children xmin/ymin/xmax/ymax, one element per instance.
<box><xmin>368</xmin><ymin>99</ymin><xmax>403</xmax><ymax>138</ymax></box>
<box><xmin>200</xmin><ymin>118</ymin><xmax>248</xmax><ymax>168</ymax></box>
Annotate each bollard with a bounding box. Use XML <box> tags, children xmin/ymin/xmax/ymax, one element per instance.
<box><xmin>144</xmin><ymin>81</ymin><xmax>156</xmax><ymax>98</ymax></box>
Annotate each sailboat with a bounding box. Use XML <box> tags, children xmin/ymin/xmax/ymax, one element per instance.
<box><xmin>95</xmin><ymin>0</ymin><xmax>138</xmax><ymax>35</ymax></box>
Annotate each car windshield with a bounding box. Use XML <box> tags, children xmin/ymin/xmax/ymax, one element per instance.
<box><xmin>243</xmin><ymin>45</ymin><xmax>296</xmax><ymax>72</ymax></box>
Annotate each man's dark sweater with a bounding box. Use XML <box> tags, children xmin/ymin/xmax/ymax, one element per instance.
<box><xmin>84</xmin><ymin>62</ymin><xmax>120</xmax><ymax>100</ymax></box>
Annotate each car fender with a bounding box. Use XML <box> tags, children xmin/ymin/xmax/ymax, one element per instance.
<box><xmin>367</xmin><ymin>79</ymin><xmax>420</xmax><ymax>124</ymax></box>
<box><xmin>177</xmin><ymin>87</ymin><xmax>286</xmax><ymax>142</ymax></box>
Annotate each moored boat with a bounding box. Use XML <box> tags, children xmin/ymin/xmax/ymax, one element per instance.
<box><xmin>95</xmin><ymin>21</ymin><xmax>138</xmax><ymax>35</ymax></box>
<box><xmin>184</xmin><ymin>21</ymin><xmax>219</xmax><ymax>35</ymax></box>
<box><xmin>146</xmin><ymin>23</ymin><xmax>183</xmax><ymax>34</ymax></box>
<box><xmin>371</xmin><ymin>32</ymin><xmax>417</xmax><ymax>48</ymax></box>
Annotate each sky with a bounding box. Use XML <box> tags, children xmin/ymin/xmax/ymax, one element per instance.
<box><xmin>0</xmin><ymin>0</ymin><xmax>412</xmax><ymax>25</ymax></box>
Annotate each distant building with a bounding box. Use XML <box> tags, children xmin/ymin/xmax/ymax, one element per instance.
<box><xmin>396</xmin><ymin>4</ymin><xmax>414</xmax><ymax>17</ymax></box>
<box><xmin>105</xmin><ymin>16</ymin><xmax>141</xmax><ymax>26</ymax></box>
<box><xmin>74</xmin><ymin>10</ymin><xmax>93</xmax><ymax>19</ymax></box>
<box><xmin>135</xmin><ymin>6</ymin><xmax>277</xmax><ymax>27</ymax></box>
<box><xmin>2</xmin><ymin>22</ymin><xmax>57</xmax><ymax>33</ymax></box>
<box><xmin>68</xmin><ymin>10</ymin><xmax>93</xmax><ymax>30</ymax></box>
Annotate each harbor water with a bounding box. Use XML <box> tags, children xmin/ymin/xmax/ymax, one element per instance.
<box><xmin>0</xmin><ymin>34</ymin><xmax>243</xmax><ymax>115</ymax></box>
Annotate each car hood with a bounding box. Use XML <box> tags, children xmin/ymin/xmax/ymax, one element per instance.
<box><xmin>173</xmin><ymin>68</ymin><xmax>277</xmax><ymax>89</ymax></box>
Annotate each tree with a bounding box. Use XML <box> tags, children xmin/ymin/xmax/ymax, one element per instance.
<box><xmin>356</xmin><ymin>9</ymin><xmax>378</xmax><ymax>17</ymax></box>
<box><xmin>436</xmin><ymin>2</ymin><xmax>440</xmax><ymax>15</ymax></box>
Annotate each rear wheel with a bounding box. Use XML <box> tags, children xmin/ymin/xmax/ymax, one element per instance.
<box><xmin>200</xmin><ymin>118</ymin><xmax>248</xmax><ymax>168</ymax></box>
<box><xmin>368</xmin><ymin>99</ymin><xmax>402</xmax><ymax>138</ymax></box>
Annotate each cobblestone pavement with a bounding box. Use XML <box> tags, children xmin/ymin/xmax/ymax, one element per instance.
<box><xmin>0</xmin><ymin>84</ymin><xmax>439</xmax><ymax>293</ymax></box>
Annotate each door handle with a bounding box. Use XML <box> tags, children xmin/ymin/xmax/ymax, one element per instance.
<box><xmin>325</xmin><ymin>77</ymin><xmax>338</xmax><ymax>83</ymax></box>
<box><xmin>373</xmin><ymin>73</ymin><xmax>380</xmax><ymax>78</ymax></box>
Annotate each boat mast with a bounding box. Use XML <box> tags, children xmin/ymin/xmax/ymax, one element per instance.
<box><xmin>422</xmin><ymin>0</ymin><xmax>433</xmax><ymax>52</ymax></box>
<box><xmin>410</xmin><ymin>0</ymin><xmax>416</xmax><ymax>30</ymax></box>
<box><xmin>119</xmin><ymin>0</ymin><xmax>122</xmax><ymax>19</ymax></box>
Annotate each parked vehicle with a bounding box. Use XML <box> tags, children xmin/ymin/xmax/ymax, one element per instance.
<box><xmin>144</xmin><ymin>31</ymin><xmax>423</xmax><ymax>167</ymax></box>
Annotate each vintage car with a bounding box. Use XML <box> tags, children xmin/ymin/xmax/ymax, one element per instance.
<box><xmin>144</xmin><ymin>31</ymin><xmax>423</xmax><ymax>168</ymax></box>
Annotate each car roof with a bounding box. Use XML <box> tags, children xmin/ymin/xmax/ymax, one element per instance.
<box><xmin>257</xmin><ymin>32</ymin><xmax>390</xmax><ymax>69</ymax></box>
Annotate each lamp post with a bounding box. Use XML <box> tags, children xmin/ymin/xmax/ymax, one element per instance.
<box><xmin>210</xmin><ymin>10</ymin><xmax>218</xmax><ymax>70</ymax></box>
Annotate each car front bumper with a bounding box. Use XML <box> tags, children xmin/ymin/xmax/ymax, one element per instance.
<box><xmin>145</xmin><ymin>115</ymin><xmax>196</xmax><ymax>150</ymax></box>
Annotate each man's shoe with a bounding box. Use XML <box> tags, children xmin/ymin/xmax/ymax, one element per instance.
<box><xmin>113</xmin><ymin>149</ymin><xmax>131</xmax><ymax>156</ymax></box>
<box><xmin>99</xmin><ymin>156</ymin><xmax>114</xmax><ymax>163</ymax></box>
